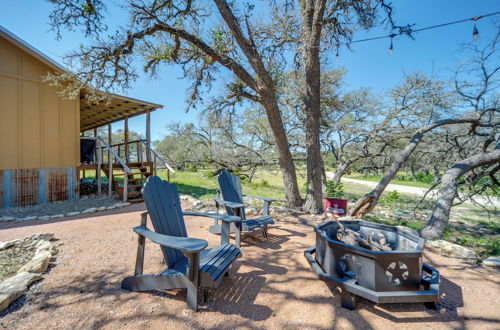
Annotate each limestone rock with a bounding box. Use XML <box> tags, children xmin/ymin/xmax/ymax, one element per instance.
<box><xmin>426</xmin><ymin>240</ymin><xmax>477</xmax><ymax>261</ymax></box>
<box><xmin>18</xmin><ymin>249</ymin><xmax>52</xmax><ymax>274</ymax></box>
<box><xmin>245</xmin><ymin>207</ymin><xmax>258</xmax><ymax>216</ymax></box>
<box><xmin>270</xmin><ymin>206</ymin><xmax>287</xmax><ymax>215</ymax></box>
<box><xmin>66</xmin><ymin>211</ymin><xmax>81</xmax><ymax>217</ymax></box>
<box><xmin>482</xmin><ymin>256</ymin><xmax>500</xmax><ymax>268</ymax></box>
<box><xmin>29</xmin><ymin>233</ymin><xmax>54</xmax><ymax>242</ymax></box>
<box><xmin>81</xmin><ymin>207</ymin><xmax>98</xmax><ymax>214</ymax></box>
<box><xmin>17</xmin><ymin>216</ymin><xmax>37</xmax><ymax>222</ymax></box>
<box><xmin>114</xmin><ymin>202</ymin><xmax>131</xmax><ymax>208</ymax></box>
<box><xmin>190</xmin><ymin>200</ymin><xmax>204</xmax><ymax>211</ymax></box>
<box><xmin>0</xmin><ymin>239</ymin><xmax>20</xmax><ymax>251</ymax></box>
<box><xmin>396</xmin><ymin>226</ymin><xmax>420</xmax><ymax>236</ymax></box>
<box><xmin>0</xmin><ymin>216</ymin><xmax>15</xmax><ymax>222</ymax></box>
<box><xmin>0</xmin><ymin>272</ymin><xmax>43</xmax><ymax>312</ymax></box>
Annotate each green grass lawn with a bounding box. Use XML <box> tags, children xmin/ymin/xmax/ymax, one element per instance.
<box><xmin>159</xmin><ymin>169</ymin><xmax>374</xmax><ymax>203</ymax></box>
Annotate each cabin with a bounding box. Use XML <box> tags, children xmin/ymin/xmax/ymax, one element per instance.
<box><xmin>0</xmin><ymin>26</ymin><xmax>172</xmax><ymax>208</ymax></box>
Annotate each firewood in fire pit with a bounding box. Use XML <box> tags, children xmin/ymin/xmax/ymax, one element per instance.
<box><xmin>335</xmin><ymin>221</ymin><xmax>393</xmax><ymax>251</ymax></box>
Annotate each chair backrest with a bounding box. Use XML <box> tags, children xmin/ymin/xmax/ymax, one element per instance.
<box><xmin>142</xmin><ymin>176</ymin><xmax>187</xmax><ymax>268</ymax></box>
<box><xmin>217</xmin><ymin>169</ymin><xmax>244</xmax><ymax>217</ymax></box>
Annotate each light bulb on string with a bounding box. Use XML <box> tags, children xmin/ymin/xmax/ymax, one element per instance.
<box><xmin>335</xmin><ymin>48</ymin><xmax>340</xmax><ymax>61</ymax></box>
<box><xmin>473</xmin><ymin>23</ymin><xmax>480</xmax><ymax>42</ymax></box>
<box><xmin>388</xmin><ymin>36</ymin><xmax>394</xmax><ymax>55</ymax></box>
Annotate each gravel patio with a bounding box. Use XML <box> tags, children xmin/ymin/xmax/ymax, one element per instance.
<box><xmin>0</xmin><ymin>202</ymin><xmax>499</xmax><ymax>329</ymax></box>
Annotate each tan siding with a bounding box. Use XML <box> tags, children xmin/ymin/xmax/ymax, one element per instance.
<box><xmin>0</xmin><ymin>38</ymin><xmax>18</xmax><ymax>75</ymax></box>
<box><xmin>20</xmin><ymin>80</ymin><xmax>41</xmax><ymax>168</ymax></box>
<box><xmin>21</xmin><ymin>54</ymin><xmax>42</xmax><ymax>79</ymax></box>
<box><xmin>60</xmin><ymin>98</ymin><xmax>77</xmax><ymax>166</ymax></box>
<box><xmin>42</xmin><ymin>85</ymin><xmax>61</xmax><ymax>167</ymax></box>
<box><xmin>0</xmin><ymin>76</ymin><xmax>19</xmax><ymax>169</ymax></box>
<box><xmin>75</xmin><ymin>98</ymin><xmax>80</xmax><ymax>164</ymax></box>
<box><xmin>0</xmin><ymin>36</ymin><xmax>79</xmax><ymax>170</ymax></box>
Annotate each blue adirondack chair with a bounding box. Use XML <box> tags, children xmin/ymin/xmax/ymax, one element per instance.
<box><xmin>121</xmin><ymin>176</ymin><xmax>242</xmax><ymax>311</ymax></box>
<box><xmin>210</xmin><ymin>169</ymin><xmax>275</xmax><ymax>243</ymax></box>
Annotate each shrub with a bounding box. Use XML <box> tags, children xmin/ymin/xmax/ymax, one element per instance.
<box><xmin>380</xmin><ymin>190</ymin><xmax>400</xmax><ymax>206</ymax></box>
<box><xmin>325</xmin><ymin>181</ymin><xmax>344</xmax><ymax>198</ymax></box>
<box><xmin>202</xmin><ymin>170</ymin><xmax>215</xmax><ymax>178</ymax></box>
<box><xmin>185</xmin><ymin>164</ymin><xmax>198</xmax><ymax>172</ymax></box>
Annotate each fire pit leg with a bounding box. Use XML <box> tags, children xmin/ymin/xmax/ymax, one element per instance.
<box><xmin>340</xmin><ymin>289</ymin><xmax>357</xmax><ymax>310</ymax></box>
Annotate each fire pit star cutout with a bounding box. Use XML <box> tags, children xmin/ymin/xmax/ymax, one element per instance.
<box><xmin>385</xmin><ymin>261</ymin><xmax>409</xmax><ymax>285</ymax></box>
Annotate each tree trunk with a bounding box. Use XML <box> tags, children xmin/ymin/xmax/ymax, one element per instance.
<box><xmin>261</xmin><ymin>95</ymin><xmax>303</xmax><ymax>207</ymax></box>
<box><xmin>214</xmin><ymin>0</ymin><xmax>303</xmax><ymax>207</ymax></box>
<box><xmin>321</xmin><ymin>157</ymin><xmax>327</xmax><ymax>186</ymax></box>
<box><xmin>349</xmin><ymin>117</ymin><xmax>483</xmax><ymax>217</ymax></box>
<box><xmin>420</xmin><ymin>146</ymin><xmax>500</xmax><ymax>239</ymax></box>
<box><xmin>410</xmin><ymin>164</ymin><xmax>417</xmax><ymax>180</ymax></box>
<box><xmin>332</xmin><ymin>160</ymin><xmax>354</xmax><ymax>185</ymax></box>
<box><xmin>432</xmin><ymin>164</ymin><xmax>440</xmax><ymax>183</ymax></box>
<box><xmin>300</xmin><ymin>0</ymin><xmax>327</xmax><ymax>214</ymax></box>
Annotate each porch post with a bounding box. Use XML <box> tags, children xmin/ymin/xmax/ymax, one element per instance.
<box><xmin>108</xmin><ymin>123</ymin><xmax>113</xmax><ymax>196</ymax></box>
<box><xmin>146</xmin><ymin>110</ymin><xmax>151</xmax><ymax>162</ymax></box>
<box><xmin>124</xmin><ymin>116</ymin><xmax>129</xmax><ymax>163</ymax></box>
<box><xmin>97</xmin><ymin>136</ymin><xmax>102</xmax><ymax>195</ymax></box>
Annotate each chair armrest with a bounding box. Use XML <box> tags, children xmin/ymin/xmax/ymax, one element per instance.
<box><xmin>213</xmin><ymin>197</ymin><xmax>244</xmax><ymax>209</ymax></box>
<box><xmin>182</xmin><ymin>212</ymin><xmax>241</xmax><ymax>223</ymax></box>
<box><xmin>133</xmin><ymin>226</ymin><xmax>207</xmax><ymax>253</ymax></box>
<box><xmin>243</xmin><ymin>194</ymin><xmax>276</xmax><ymax>202</ymax></box>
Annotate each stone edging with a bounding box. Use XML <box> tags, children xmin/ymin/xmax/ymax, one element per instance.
<box><xmin>0</xmin><ymin>202</ymin><xmax>131</xmax><ymax>223</ymax></box>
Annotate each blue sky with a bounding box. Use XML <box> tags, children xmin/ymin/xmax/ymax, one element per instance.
<box><xmin>1</xmin><ymin>1</ymin><xmax>498</xmax><ymax>140</ymax></box>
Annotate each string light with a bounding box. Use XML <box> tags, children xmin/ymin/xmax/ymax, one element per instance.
<box><xmin>473</xmin><ymin>23</ymin><xmax>480</xmax><ymax>42</ymax></box>
<box><xmin>388</xmin><ymin>35</ymin><xmax>394</xmax><ymax>55</ymax></box>
<box><xmin>472</xmin><ymin>15</ymin><xmax>481</xmax><ymax>42</ymax></box>
<box><xmin>345</xmin><ymin>10</ymin><xmax>499</xmax><ymax>47</ymax></box>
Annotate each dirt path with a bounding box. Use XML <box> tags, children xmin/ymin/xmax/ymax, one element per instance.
<box><xmin>0</xmin><ymin>204</ymin><xmax>499</xmax><ymax>329</ymax></box>
<box><xmin>337</xmin><ymin>176</ymin><xmax>500</xmax><ymax>208</ymax></box>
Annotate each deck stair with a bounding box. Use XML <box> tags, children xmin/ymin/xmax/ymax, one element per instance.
<box><xmin>102</xmin><ymin>162</ymin><xmax>153</xmax><ymax>202</ymax></box>
<box><xmin>81</xmin><ymin>136</ymin><xmax>175</xmax><ymax>203</ymax></box>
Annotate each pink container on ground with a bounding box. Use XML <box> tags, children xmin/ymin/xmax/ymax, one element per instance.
<box><xmin>323</xmin><ymin>198</ymin><xmax>348</xmax><ymax>216</ymax></box>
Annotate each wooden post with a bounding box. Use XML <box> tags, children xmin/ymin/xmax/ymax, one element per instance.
<box><xmin>97</xmin><ymin>138</ymin><xmax>102</xmax><ymax>195</ymax></box>
<box><xmin>123</xmin><ymin>172</ymin><xmax>128</xmax><ymax>202</ymax></box>
<box><xmin>138</xmin><ymin>141</ymin><xmax>142</xmax><ymax>163</ymax></box>
<box><xmin>146</xmin><ymin>110</ymin><xmax>151</xmax><ymax>162</ymax></box>
<box><xmin>124</xmin><ymin>116</ymin><xmax>129</xmax><ymax>163</ymax></box>
<box><xmin>153</xmin><ymin>154</ymin><xmax>157</xmax><ymax>176</ymax></box>
<box><xmin>108</xmin><ymin>123</ymin><xmax>113</xmax><ymax>196</ymax></box>
<box><xmin>94</xmin><ymin>128</ymin><xmax>98</xmax><ymax>162</ymax></box>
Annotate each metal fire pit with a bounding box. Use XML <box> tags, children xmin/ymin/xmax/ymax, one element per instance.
<box><xmin>304</xmin><ymin>220</ymin><xmax>439</xmax><ymax>310</ymax></box>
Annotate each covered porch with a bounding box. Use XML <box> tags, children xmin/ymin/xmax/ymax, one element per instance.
<box><xmin>78</xmin><ymin>93</ymin><xmax>174</xmax><ymax>202</ymax></box>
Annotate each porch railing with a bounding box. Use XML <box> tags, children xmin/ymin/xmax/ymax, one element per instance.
<box><xmin>80</xmin><ymin>136</ymin><xmax>175</xmax><ymax>201</ymax></box>
<box><xmin>81</xmin><ymin>136</ymin><xmax>131</xmax><ymax>202</ymax></box>
<box><xmin>139</xmin><ymin>139</ymin><xmax>176</xmax><ymax>181</ymax></box>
